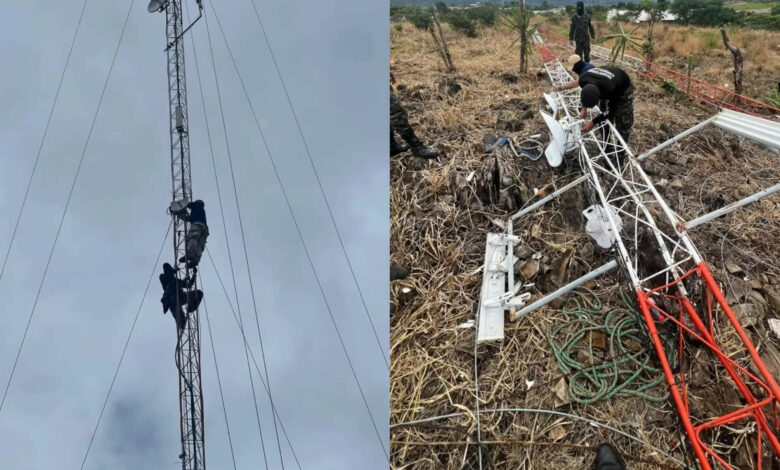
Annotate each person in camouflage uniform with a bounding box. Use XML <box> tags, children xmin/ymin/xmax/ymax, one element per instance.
<box><xmin>569</xmin><ymin>1</ymin><xmax>596</xmax><ymax>63</ymax></box>
<box><xmin>390</xmin><ymin>60</ymin><xmax>439</xmax><ymax>159</ymax></box>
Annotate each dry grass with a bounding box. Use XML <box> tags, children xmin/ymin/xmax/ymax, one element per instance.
<box><xmin>390</xmin><ymin>21</ymin><xmax>780</xmax><ymax>470</ymax></box>
<box><xmin>540</xmin><ymin>17</ymin><xmax>780</xmax><ymax>98</ymax></box>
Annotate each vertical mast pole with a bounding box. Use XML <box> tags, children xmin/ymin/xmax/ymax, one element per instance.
<box><xmin>163</xmin><ymin>1</ymin><xmax>205</xmax><ymax>468</ymax></box>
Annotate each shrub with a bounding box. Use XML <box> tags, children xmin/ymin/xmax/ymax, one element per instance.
<box><xmin>698</xmin><ymin>29</ymin><xmax>720</xmax><ymax>49</ymax></box>
<box><xmin>743</xmin><ymin>14</ymin><xmax>780</xmax><ymax>30</ymax></box>
<box><xmin>444</xmin><ymin>10</ymin><xmax>479</xmax><ymax>37</ymax></box>
<box><xmin>407</xmin><ymin>7</ymin><xmax>433</xmax><ymax>30</ymax></box>
<box><xmin>765</xmin><ymin>89</ymin><xmax>780</xmax><ymax>108</ymax></box>
<box><xmin>466</xmin><ymin>5</ymin><xmax>500</xmax><ymax>26</ymax></box>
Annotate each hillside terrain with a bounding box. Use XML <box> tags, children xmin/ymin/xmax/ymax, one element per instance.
<box><xmin>390</xmin><ymin>20</ymin><xmax>780</xmax><ymax>469</ymax></box>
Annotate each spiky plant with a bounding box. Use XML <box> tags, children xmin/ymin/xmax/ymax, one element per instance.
<box><xmin>765</xmin><ymin>89</ymin><xmax>780</xmax><ymax>109</ymax></box>
<box><xmin>499</xmin><ymin>6</ymin><xmax>538</xmax><ymax>74</ymax></box>
<box><xmin>685</xmin><ymin>54</ymin><xmax>698</xmax><ymax>95</ymax></box>
<box><xmin>602</xmin><ymin>22</ymin><xmax>643</xmax><ymax>64</ymax></box>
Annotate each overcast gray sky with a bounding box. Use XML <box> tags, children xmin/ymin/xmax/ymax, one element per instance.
<box><xmin>0</xmin><ymin>0</ymin><xmax>388</xmax><ymax>468</ymax></box>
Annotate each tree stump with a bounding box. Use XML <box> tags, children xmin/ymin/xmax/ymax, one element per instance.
<box><xmin>720</xmin><ymin>27</ymin><xmax>743</xmax><ymax>99</ymax></box>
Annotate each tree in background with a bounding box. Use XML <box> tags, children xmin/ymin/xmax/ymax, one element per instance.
<box><xmin>720</xmin><ymin>27</ymin><xmax>743</xmax><ymax>97</ymax></box>
<box><xmin>445</xmin><ymin>9</ymin><xmax>479</xmax><ymax>37</ymax></box>
<box><xmin>499</xmin><ymin>1</ymin><xmax>537</xmax><ymax>74</ymax></box>
<box><xmin>431</xmin><ymin>6</ymin><xmax>457</xmax><ymax>72</ymax></box>
<box><xmin>640</xmin><ymin>0</ymin><xmax>667</xmax><ymax>62</ymax></box>
<box><xmin>404</xmin><ymin>6</ymin><xmax>434</xmax><ymax>30</ymax></box>
<box><xmin>671</xmin><ymin>0</ymin><xmax>738</xmax><ymax>26</ymax></box>
<box><xmin>466</xmin><ymin>4</ymin><xmax>500</xmax><ymax>26</ymax></box>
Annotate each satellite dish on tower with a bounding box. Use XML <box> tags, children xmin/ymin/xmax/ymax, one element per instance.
<box><xmin>148</xmin><ymin>0</ymin><xmax>163</xmax><ymax>13</ymax></box>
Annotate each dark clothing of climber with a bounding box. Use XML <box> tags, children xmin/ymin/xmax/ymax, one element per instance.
<box><xmin>593</xmin><ymin>443</ymin><xmax>627</xmax><ymax>470</ymax></box>
<box><xmin>160</xmin><ymin>263</ymin><xmax>203</xmax><ymax>331</ymax></box>
<box><xmin>570</xmin><ymin>1</ymin><xmax>596</xmax><ymax>62</ymax></box>
<box><xmin>185</xmin><ymin>200</ymin><xmax>207</xmax><ymax>225</ymax></box>
<box><xmin>174</xmin><ymin>200</ymin><xmax>209</xmax><ymax>268</ymax></box>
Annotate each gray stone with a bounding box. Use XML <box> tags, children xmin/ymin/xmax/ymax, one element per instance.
<box><xmin>748</xmin><ymin>290</ymin><xmax>766</xmax><ymax>305</ymax></box>
<box><xmin>725</xmin><ymin>277</ymin><xmax>751</xmax><ymax>304</ymax></box>
<box><xmin>670</xmin><ymin>178</ymin><xmax>683</xmax><ymax>190</ymax></box>
<box><xmin>531</xmin><ymin>224</ymin><xmax>543</xmax><ymax>240</ymax></box>
<box><xmin>725</xmin><ymin>261</ymin><xmax>744</xmax><ymax>275</ymax></box>
<box><xmin>514</xmin><ymin>245</ymin><xmax>535</xmax><ymax>260</ymax></box>
<box><xmin>579</xmin><ymin>242</ymin><xmax>595</xmax><ymax>259</ymax></box>
<box><xmin>764</xmin><ymin>287</ymin><xmax>780</xmax><ymax>314</ymax></box>
<box><xmin>519</xmin><ymin>259</ymin><xmax>540</xmax><ymax>280</ymax></box>
<box><xmin>732</xmin><ymin>303</ymin><xmax>765</xmax><ymax>328</ymax></box>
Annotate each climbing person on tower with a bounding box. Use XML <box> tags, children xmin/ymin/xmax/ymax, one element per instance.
<box><xmin>390</xmin><ymin>57</ymin><xmax>439</xmax><ymax>159</ymax></box>
<box><xmin>160</xmin><ymin>262</ymin><xmax>203</xmax><ymax>331</ymax></box>
<box><xmin>569</xmin><ymin>1</ymin><xmax>596</xmax><ymax>63</ymax></box>
<box><xmin>172</xmin><ymin>199</ymin><xmax>209</xmax><ymax>268</ymax></box>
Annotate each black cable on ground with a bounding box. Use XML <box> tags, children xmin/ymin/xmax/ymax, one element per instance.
<box><xmin>207</xmin><ymin>3</ymin><xmax>388</xmax><ymax>459</ymax></box>
<box><xmin>0</xmin><ymin>0</ymin><xmax>137</xmax><ymax>419</ymax></box>
<box><xmin>79</xmin><ymin>221</ymin><xmax>171</xmax><ymax>469</ymax></box>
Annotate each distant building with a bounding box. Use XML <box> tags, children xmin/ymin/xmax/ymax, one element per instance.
<box><xmin>534</xmin><ymin>6</ymin><xmax>567</xmax><ymax>15</ymax></box>
<box><xmin>606</xmin><ymin>8</ymin><xmax>678</xmax><ymax>22</ymax></box>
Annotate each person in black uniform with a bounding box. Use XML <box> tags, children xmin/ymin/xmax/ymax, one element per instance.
<box><xmin>553</xmin><ymin>65</ymin><xmax>634</xmax><ymax>163</ymax></box>
<box><xmin>159</xmin><ymin>263</ymin><xmax>203</xmax><ymax>331</ymax></box>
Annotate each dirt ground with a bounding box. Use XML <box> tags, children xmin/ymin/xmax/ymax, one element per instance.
<box><xmin>390</xmin><ymin>22</ymin><xmax>780</xmax><ymax>470</ymax></box>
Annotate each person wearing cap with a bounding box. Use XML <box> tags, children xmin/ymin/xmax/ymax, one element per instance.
<box><xmin>552</xmin><ymin>66</ymin><xmax>634</xmax><ymax>152</ymax></box>
<box><xmin>567</xmin><ymin>54</ymin><xmax>594</xmax><ymax>77</ymax></box>
<box><xmin>570</xmin><ymin>1</ymin><xmax>596</xmax><ymax>62</ymax></box>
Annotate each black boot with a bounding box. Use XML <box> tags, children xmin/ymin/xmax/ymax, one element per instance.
<box><xmin>391</xmin><ymin>131</ymin><xmax>409</xmax><ymax>156</ymax></box>
<box><xmin>401</xmin><ymin>131</ymin><xmax>439</xmax><ymax>159</ymax></box>
<box><xmin>593</xmin><ymin>444</ymin><xmax>626</xmax><ymax>470</ymax></box>
<box><xmin>390</xmin><ymin>266</ymin><xmax>409</xmax><ymax>281</ymax></box>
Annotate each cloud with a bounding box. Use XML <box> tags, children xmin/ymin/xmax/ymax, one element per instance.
<box><xmin>0</xmin><ymin>0</ymin><xmax>389</xmax><ymax>468</ymax></box>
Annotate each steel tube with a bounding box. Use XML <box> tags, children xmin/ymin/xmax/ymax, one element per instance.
<box><xmin>510</xmin><ymin>175</ymin><xmax>587</xmax><ymax>221</ymax></box>
<box><xmin>510</xmin><ymin>259</ymin><xmax>618</xmax><ymax>321</ymax></box>
<box><xmin>685</xmin><ymin>182</ymin><xmax>780</xmax><ymax>230</ymax></box>
<box><xmin>636</xmin><ymin>116</ymin><xmax>717</xmax><ymax>161</ymax></box>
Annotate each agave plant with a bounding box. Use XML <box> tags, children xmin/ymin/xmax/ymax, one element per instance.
<box><xmin>602</xmin><ymin>22</ymin><xmax>643</xmax><ymax>64</ymax></box>
<box><xmin>499</xmin><ymin>6</ymin><xmax>538</xmax><ymax>74</ymax></box>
